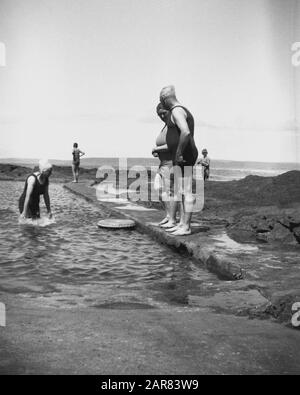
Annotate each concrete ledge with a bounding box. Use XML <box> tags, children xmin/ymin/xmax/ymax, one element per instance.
<box><xmin>64</xmin><ymin>182</ymin><xmax>244</xmax><ymax>281</ymax></box>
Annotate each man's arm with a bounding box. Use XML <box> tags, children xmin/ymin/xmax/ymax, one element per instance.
<box><xmin>43</xmin><ymin>185</ymin><xmax>52</xmax><ymax>218</ymax></box>
<box><xmin>79</xmin><ymin>150</ymin><xmax>85</xmax><ymax>157</ymax></box>
<box><xmin>171</xmin><ymin>107</ymin><xmax>191</xmax><ymax>163</ymax></box>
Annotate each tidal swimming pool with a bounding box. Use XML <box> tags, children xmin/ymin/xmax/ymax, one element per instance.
<box><xmin>0</xmin><ymin>181</ymin><xmax>224</xmax><ymax>309</ymax></box>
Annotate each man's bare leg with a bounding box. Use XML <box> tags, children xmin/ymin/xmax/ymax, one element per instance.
<box><xmin>164</xmin><ymin>201</ymin><xmax>184</xmax><ymax>232</ymax></box>
<box><xmin>164</xmin><ymin>171</ymin><xmax>185</xmax><ymax>232</ymax></box>
<box><xmin>172</xmin><ymin>175</ymin><xmax>194</xmax><ymax>236</ymax></box>
<box><xmin>162</xmin><ymin>169</ymin><xmax>182</xmax><ymax>230</ymax></box>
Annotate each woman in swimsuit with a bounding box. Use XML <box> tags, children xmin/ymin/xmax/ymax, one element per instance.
<box><xmin>72</xmin><ymin>143</ymin><xmax>85</xmax><ymax>183</ymax></box>
<box><xmin>152</xmin><ymin>103</ymin><xmax>173</xmax><ymax>226</ymax></box>
<box><xmin>19</xmin><ymin>159</ymin><xmax>53</xmax><ymax>219</ymax></box>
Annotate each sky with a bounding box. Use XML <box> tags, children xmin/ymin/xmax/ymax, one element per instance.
<box><xmin>0</xmin><ymin>0</ymin><xmax>299</xmax><ymax>162</ymax></box>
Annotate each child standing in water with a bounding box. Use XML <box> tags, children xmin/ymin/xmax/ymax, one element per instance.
<box><xmin>72</xmin><ymin>143</ymin><xmax>85</xmax><ymax>183</ymax></box>
<box><xmin>197</xmin><ymin>149</ymin><xmax>210</xmax><ymax>181</ymax></box>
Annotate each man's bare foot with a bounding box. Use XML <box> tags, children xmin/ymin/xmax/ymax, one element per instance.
<box><xmin>160</xmin><ymin>221</ymin><xmax>177</xmax><ymax>229</ymax></box>
<box><xmin>165</xmin><ymin>224</ymin><xmax>182</xmax><ymax>233</ymax></box>
<box><xmin>159</xmin><ymin>217</ymin><xmax>170</xmax><ymax>226</ymax></box>
<box><xmin>172</xmin><ymin>227</ymin><xmax>192</xmax><ymax>236</ymax></box>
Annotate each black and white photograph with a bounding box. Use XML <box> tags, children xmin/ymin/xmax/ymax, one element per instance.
<box><xmin>0</xmin><ymin>0</ymin><xmax>300</xmax><ymax>377</ymax></box>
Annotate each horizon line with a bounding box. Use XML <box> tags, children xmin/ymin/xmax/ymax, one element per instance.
<box><xmin>0</xmin><ymin>156</ymin><xmax>300</xmax><ymax>166</ymax></box>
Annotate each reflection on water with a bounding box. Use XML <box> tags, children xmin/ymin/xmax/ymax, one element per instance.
<box><xmin>212</xmin><ymin>232</ymin><xmax>258</xmax><ymax>252</ymax></box>
<box><xmin>0</xmin><ymin>181</ymin><xmax>222</xmax><ymax>309</ymax></box>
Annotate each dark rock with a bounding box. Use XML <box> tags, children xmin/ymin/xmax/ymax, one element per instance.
<box><xmin>289</xmin><ymin>215</ymin><xmax>300</xmax><ymax>229</ymax></box>
<box><xmin>278</xmin><ymin>215</ymin><xmax>292</xmax><ymax>228</ymax></box>
<box><xmin>254</xmin><ymin>220</ymin><xmax>272</xmax><ymax>233</ymax></box>
<box><xmin>256</xmin><ymin>232</ymin><xmax>270</xmax><ymax>243</ymax></box>
<box><xmin>268</xmin><ymin>223</ymin><xmax>297</xmax><ymax>244</ymax></box>
<box><xmin>255</xmin><ymin>223</ymin><xmax>297</xmax><ymax>245</ymax></box>
<box><xmin>265</xmin><ymin>291</ymin><xmax>300</xmax><ymax>322</ymax></box>
<box><xmin>205</xmin><ymin>254</ymin><xmax>244</xmax><ymax>281</ymax></box>
<box><xmin>205</xmin><ymin>170</ymin><xmax>300</xmax><ymax>208</ymax></box>
<box><xmin>278</xmin><ymin>213</ymin><xmax>300</xmax><ymax>229</ymax></box>
<box><xmin>227</xmin><ymin>217</ymin><xmax>256</xmax><ymax>243</ymax></box>
<box><xmin>293</xmin><ymin>226</ymin><xmax>300</xmax><ymax>243</ymax></box>
<box><xmin>229</xmin><ymin>229</ymin><xmax>255</xmax><ymax>244</ymax></box>
<box><xmin>230</xmin><ymin>220</ymin><xmax>254</xmax><ymax>233</ymax></box>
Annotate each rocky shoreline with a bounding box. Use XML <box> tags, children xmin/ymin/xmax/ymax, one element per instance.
<box><xmin>206</xmin><ymin>171</ymin><xmax>300</xmax><ymax>247</ymax></box>
<box><xmin>1</xmin><ymin>163</ymin><xmax>300</xmax><ymax>247</ymax></box>
<box><xmin>1</xmin><ymin>164</ymin><xmax>300</xmax><ymax>323</ymax></box>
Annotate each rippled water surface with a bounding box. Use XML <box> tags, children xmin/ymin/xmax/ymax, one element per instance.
<box><xmin>0</xmin><ymin>181</ymin><xmax>222</xmax><ymax>309</ymax></box>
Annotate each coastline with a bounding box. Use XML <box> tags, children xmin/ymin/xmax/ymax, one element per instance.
<box><xmin>1</xmin><ymin>166</ymin><xmax>300</xmax><ymax>374</ymax></box>
<box><xmin>1</xmin><ymin>163</ymin><xmax>300</xmax><ymax>321</ymax></box>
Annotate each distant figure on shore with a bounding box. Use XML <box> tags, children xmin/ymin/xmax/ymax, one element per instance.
<box><xmin>19</xmin><ymin>159</ymin><xmax>53</xmax><ymax>219</ymax></box>
<box><xmin>72</xmin><ymin>143</ymin><xmax>85</xmax><ymax>183</ymax></box>
<box><xmin>198</xmin><ymin>149</ymin><xmax>210</xmax><ymax>181</ymax></box>
<box><xmin>159</xmin><ymin>85</ymin><xmax>198</xmax><ymax>236</ymax></box>
<box><xmin>152</xmin><ymin>103</ymin><xmax>173</xmax><ymax>226</ymax></box>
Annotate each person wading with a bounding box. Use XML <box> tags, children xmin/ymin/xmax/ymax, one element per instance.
<box><xmin>19</xmin><ymin>159</ymin><xmax>53</xmax><ymax>219</ymax></box>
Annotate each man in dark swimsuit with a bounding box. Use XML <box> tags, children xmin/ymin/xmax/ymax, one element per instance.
<box><xmin>19</xmin><ymin>159</ymin><xmax>53</xmax><ymax>219</ymax></box>
<box><xmin>159</xmin><ymin>85</ymin><xmax>198</xmax><ymax>236</ymax></box>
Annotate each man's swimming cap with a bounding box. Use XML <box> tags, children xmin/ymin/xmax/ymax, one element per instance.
<box><xmin>39</xmin><ymin>159</ymin><xmax>52</xmax><ymax>173</ymax></box>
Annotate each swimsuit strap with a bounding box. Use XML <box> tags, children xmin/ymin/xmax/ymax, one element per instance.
<box><xmin>27</xmin><ymin>173</ymin><xmax>38</xmax><ymax>183</ymax></box>
<box><xmin>168</xmin><ymin>105</ymin><xmax>189</xmax><ymax>126</ymax></box>
<box><xmin>170</xmin><ymin>105</ymin><xmax>188</xmax><ymax>112</ymax></box>
<box><xmin>28</xmin><ymin>173</ymin><xmax>48</xmax><ymax>189</ymax></box>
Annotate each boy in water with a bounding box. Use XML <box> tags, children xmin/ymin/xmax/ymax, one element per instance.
<box><xmin>198</xmin><ymin>149</ymin><xmax>210</xmax><ymax>181</ymax></box>
<box><xmin>72</xmin><ymin>143</ymin><xmax>85</xmax><ymax>183</ymax></box>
